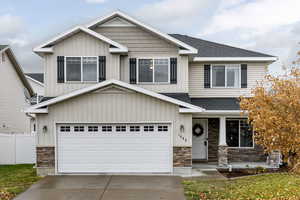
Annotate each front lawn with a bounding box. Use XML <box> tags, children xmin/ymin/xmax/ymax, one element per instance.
<box><xmin>183</xmin><ymin>173</ymin><xmax>300</xmax><ymax>200</ymax></box>
<box><xmin>0</xmin><ymin>164</ymin><xmax>41</xmax><ymax>200</ymax></box>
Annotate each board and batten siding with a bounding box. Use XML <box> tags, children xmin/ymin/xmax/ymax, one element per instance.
<box><xmin>0</xmin><ymin>52</ymin><xmax>30</xmax><ymax>133</ymax></box>
<box><xmin>36</xmin><ymin>87</ymin><xmax>192</xmax><ymax>147</ymax></box>
<box><xmin>44</xmin><ymin>32</ymin><xmax>120</xmax><ymax>97</ymax></box>
<box><xmin>94</xmin><ymin>26</ymin><xmax>189</xmax><ymax>93</ymax></box>
<box><xmin>189</xmin><ymin>62</ymin><xmax>268</xmax><ymax>97</ymax></box>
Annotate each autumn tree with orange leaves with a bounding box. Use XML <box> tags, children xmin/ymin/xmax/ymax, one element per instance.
<box><xmin>240</xmin><ymin>68</ymin><xmax>300</xmax><ymax>172</ymax></box>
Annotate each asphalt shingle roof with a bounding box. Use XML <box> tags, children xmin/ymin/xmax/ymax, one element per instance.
<box><xmin>26</xmin><ymin>73</ymin><xmax>44</xmax><ymax>83</ymax></box>
<box><xmin>191</xmin><ymin>98</ymin><xmax>240</xmax><ymax>110</ymax></box>
<box><xmin>161</xmin><ymin>93</ymin><xmax>191</xmax><ymax>104</ymax></box>
<box><xmin>170</xmin><ymin>34</ymin><xmax>275</xmax><ymax>58</ymax></box>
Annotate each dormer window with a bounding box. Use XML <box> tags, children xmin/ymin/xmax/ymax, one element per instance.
<box><xmin>137</xmin><ymin>58</ymin><xmax>169</xmax><ymax>84</ymax></box>
<box><xmin>65</xmin><ymin>56</ymin><xmax>98</xmax><ymax>82</ymax></box>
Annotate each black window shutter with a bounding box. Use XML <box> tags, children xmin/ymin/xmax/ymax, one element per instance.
<box><xmin>170</xmin><ymin>58</ymin><xmax>177</xmax><ymax>84</ymax></box>
<box><xmin>98</xmin><ymin>56</ymin><xmax>106</xmax><ymax>82</ymax></box>
<box><xmin>204</xmin><ymin>64</ymin><xmax>211</xmax><ymax>88</ymax></box>
<box><xmin>241</xmin><ymin>64</ymin><xmax>247</xmax><ymax>88</ymax></box>
<box><xmin>57</xmin><ymin>56</ymin><xmax>65</xmax><ymax>83</ymax></box>
<box><xmin>129</xmin><ymin>58</ymin><xmax>137</xmax><ymax>84</ymax></box>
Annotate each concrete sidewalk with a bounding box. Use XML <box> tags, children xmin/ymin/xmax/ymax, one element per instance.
<box><xmin>14</xmin><ymin>175</ymin><xmax>185</xmax><ymax>200</ymax></box>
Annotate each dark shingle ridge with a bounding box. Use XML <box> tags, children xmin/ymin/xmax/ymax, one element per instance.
<box><xmin>170</xmin><ymin>34</ymin><xmax>275</xmax><ymax>58</ymax></box>
<box><xmin>26</xmin><ymin>73</ymin><xmax>44</xmax><ymax>83</ymax></box>
<box><xmin>0</xmin><ymin>45</ymin><xmax>8</xmax><ymax>51</ymax></box>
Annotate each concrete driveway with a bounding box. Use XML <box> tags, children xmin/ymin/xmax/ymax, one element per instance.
<box><xmin>14</xmin><ymin>175</ymin><xmax>185</xmax><ymax>200</ymax></box>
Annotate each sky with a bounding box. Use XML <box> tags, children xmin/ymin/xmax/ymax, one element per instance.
<box><xmin>1</xmin><ymin>0</ymin><xmax>300</xmax><ymax>74</ymax></box>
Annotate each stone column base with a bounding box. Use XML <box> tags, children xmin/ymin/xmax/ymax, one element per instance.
<box><xmin>218</xmin><ymin>145</ymin><xmax>228</xmax><ymax>167</ymax></box>
<box><xmin>37</xmin><ymin>167</ymin><xmax>55</xmax><ymax>177</ymax></box>
<box><xmin>173</xmin><ymin>147</ymin><xmax>192</xmax><ymax>167</ymax></box>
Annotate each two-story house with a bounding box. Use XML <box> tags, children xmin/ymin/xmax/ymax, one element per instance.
<box><xmin>25</xmin><ymin>11</ymin><xmax>277</xmax><ymax>176</ymax></box>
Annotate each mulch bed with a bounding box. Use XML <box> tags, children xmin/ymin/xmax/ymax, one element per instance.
<box><xmin>218</xmin><ymin>167</ymin><xmax>288</xmax><ymax>178</ymax></box>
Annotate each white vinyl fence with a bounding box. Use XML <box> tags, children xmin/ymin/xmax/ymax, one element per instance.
<box><xmin>0</xmin><ymin>133</ymin><xmax>36</xmax><ymax>165</ymax></box>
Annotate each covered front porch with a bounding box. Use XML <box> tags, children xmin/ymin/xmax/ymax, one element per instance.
<box><xmin>191</xmin><ymin>115</ymin><xmax>275</xmax><ymax>169</ymax></box>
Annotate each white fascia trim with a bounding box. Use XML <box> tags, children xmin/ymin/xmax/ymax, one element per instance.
<box><xmin>180</xmin><ymin>109</ymin><xmax>247</xmax><ymax>115</ymax></box>
<box><xmin>25</xmin><ymin>75</ymin><xmax>45</xmax><ymax>87</ymax></box>
<box><xmin>86</xmin><ymin>11</ymin><xmax>198</xmax><ymax>55</ymax></box>
<box><xmin>25</xmin><ymin>108</ymin><xmax>48</xmax><ymax>114</ymax></box>
<box><xmin>193</xmin><ymin>57</ymin><xmax>278</xmax><ymax>62</ymax></box>
<box><xmin>33</xmin><ymin>26</ymin><xmax>128</xmax><ymax>54</ymax></box>
<box><xmin>202</xmin><ymin>110</ymin><xmax>247</xmax><ymax>115</ymax></box>
<box><xmin>25</xmin><ymin>79</ymin><xmax>204</xmax><ymax>113</ymax></box>
<box><xmin>179</xmin><ymin>108</ymin><xmax>204</xmax><ymax>113</ymax></box>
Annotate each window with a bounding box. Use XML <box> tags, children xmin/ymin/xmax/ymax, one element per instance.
<box><xmin>158</xmin><ymin>125</ymin><xmax>168</xmax><ymax>132</ymax></box>
<box><xmin>83</xmin><ymin>57</ymin><xmax>97</xmax><ymax>81</ymax></box>
<box><xmin>88</xmin><ymin>126</ymin><xmax>98</xmax><ymax>132</ymax></box>
<box><xmin>102</xmin><ymin>126</ymin><xmax>112</xmax><ymax>132</ymax></box>
<box><xmin>130</xmin><ymin>126</ymin><xmax>140</xmax><ymax>132</ymax></box>
<box><xmin>211</xmin><ymin>65</ymin><xmax>241</xmax><ymax>88</ymax></box>
<box><xmin>144</xmin><ymin>125</ymin><xmax>154</xmax><ymax>132</ymax></box>
<box><xmin>74</xmin><ymin>126</ymin><xmax>84</xmax><ymax>132</ymax></box>
<box><xmin>60</xmin><ymin>126</ymin><xmax>71</xmax><ymax>132</ymax></box>
<box><xmin>116</xmin><ymin>126</ymin><xmax>126</xmax><ymax>132</ymax></box>
<box><xmin>66</xmin><ymin>56</ymin><xmax>98</xmax><ymax>82</ymax></box>
<box><xmin>138</xmin><ymin>58</ymin><xmax>169</xmax><ymax>83</ymax></box>
<box><xmin>226</xmin><ymin>119</ymin><xmax>253</xmax><ymax>148</ymax></box>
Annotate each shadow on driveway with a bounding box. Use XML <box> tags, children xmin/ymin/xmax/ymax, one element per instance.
<box><xmin>14</xmin><ymin>175</ymin><xmax>185</xmax><ymax>200</ymax></box>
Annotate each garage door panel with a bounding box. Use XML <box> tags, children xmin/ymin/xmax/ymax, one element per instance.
<box><xmin>57</xmin><ymin>123</ymin><xmax>171</xmax><ymax>173</ymax></box>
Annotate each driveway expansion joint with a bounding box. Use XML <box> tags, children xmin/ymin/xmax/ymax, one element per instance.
<box><xmin>98</xmin><ymin>175</ymin><xmax>112</xmax><ymax>200</ymax></box>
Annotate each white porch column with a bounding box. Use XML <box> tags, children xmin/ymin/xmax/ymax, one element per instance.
<box><xmin>219</xmin><ymin>116</ymin><xmax>227</xmax><ymax>146</ymax></box>
<box><xmin>218</xmin><ymin>116</ymin><xmax>228</xmax><ymax>167</ymax></box>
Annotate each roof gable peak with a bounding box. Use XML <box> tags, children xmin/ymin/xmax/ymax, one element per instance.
<box><xmin>86</xmin><ymin>11</ymin><xmax>198</xmax><ymax>55</ymax></box>
<box><xmin>33</xmin><ymin>26</ymin><xmax>128</xmax><ymax>56</ymax></box>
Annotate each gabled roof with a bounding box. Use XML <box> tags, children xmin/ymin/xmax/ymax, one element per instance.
<box><xmin>26</xmin><ymin>73</ymin><xmax>44</xmax><ymax>85</ymax></box>
<box><xmin>0</xmin><ymin>45</ymin><xmax>34</xmax><ymax>96</ymax></box>
<box><xmin>33</xmin><ymin>26</ymin><xmax>128</xmax><ymax>56</ymax></box>
<box><xmin>86</xmin><ymin>11</ymin><xmax>198</xmax><ymax>55</ymax></box>
<box><xmin>170</xmin><ymin>34</ymin><xmax>277</xmax><ymax>62</ymax></box>
<box><xmin>25</xmin><ymin>79</ymin><xmax>204</xmax><ymax>113</ymax></box>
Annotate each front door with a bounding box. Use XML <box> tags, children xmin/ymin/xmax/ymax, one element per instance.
<box><xmin>192</xmin><ymin>119</ymin><xmax>208</xmax><ymax>160</ymax></box>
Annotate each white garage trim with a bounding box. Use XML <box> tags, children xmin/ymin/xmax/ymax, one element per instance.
<box><xmin>54</xmin><ymin>121</ymin><xmax>173</xmax><ymax>174</ymax></box>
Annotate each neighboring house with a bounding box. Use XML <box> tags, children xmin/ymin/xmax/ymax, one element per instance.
<box><xmin>25</xmin><ymin>11</ymin><xmax>277</xmax><ymax>176</ymax></box>
<box><xmin>26</xmin><ymin>73</ymin><xmax>44</xmax><ymax>96</ymax></box>
<box><xmin>0</xmin><ymin>45</ymin><xmax>34</xmax><ymax>134</ymax></box>
<box><xmin>26</xmin><ymin>73</ymin><xmax>45</xmax><ymax>103</ymax></box>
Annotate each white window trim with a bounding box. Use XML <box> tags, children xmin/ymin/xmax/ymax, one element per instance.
<box><xmin>226</xmin><ymin>118</ymin><xmax>254</xmax><ymax>148</ymax></box>
<box><xmin>210</xmin><ymin>64</ymin><xmax>241</xmax><ymax>88</ymax></box>
<box><xmin>64</xmin><ymin>56</ymin><xmax>99</xmax><ymax>83</ymax></box>
<box><xmin>136</xmin><ymin>57</ymin><xmax>170</xmax><ymax>84</ymax></box>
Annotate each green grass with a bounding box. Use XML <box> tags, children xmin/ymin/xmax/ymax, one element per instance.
<box><xmin>0</xmin><ymin>164</ymin><xmax>41</xmax><ymax>200</ymax></box>
<box><xmin>183</xmin><ymin>173</ymin><xmax>300</xmax><ymax>200</ymax></box>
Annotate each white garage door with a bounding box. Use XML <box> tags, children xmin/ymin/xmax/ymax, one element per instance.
<box><xmin>57</xmin><ymin>123</ymin><xmax>171</xmax><ymax>173</ymax></box>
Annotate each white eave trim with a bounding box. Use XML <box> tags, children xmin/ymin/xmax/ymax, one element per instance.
<box><xmin>193</xmin><ymin>57</ymin><xmax>278</xmax><ymax>62</ymax></box>
<box><xmin>86</xmin><ymin>11</ymin><xmax>198</xmax><ymax>55</ymax></box>
<box><xmin>25</xmin><ymin>75</ymin><xmax>44</xmax><ymax>87</ymax></box>
<box><xmin>24</xmin><ymin>108</ymin><xmax>48</xmax><ymax>114</ymax></box>
<box><xmin>25</xmin><ymin>79</ymin><xmax>204</xmax><ymax>113</ymax></box>
<box><xmin>33</xmin><ymin>26</ymin><xmax>128</xmax><ymax>54</ymax></box>
<box><xmin>180</xmin><ymin>109</ymin><xmax>248</xmax><ymax>115</ymax></box>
